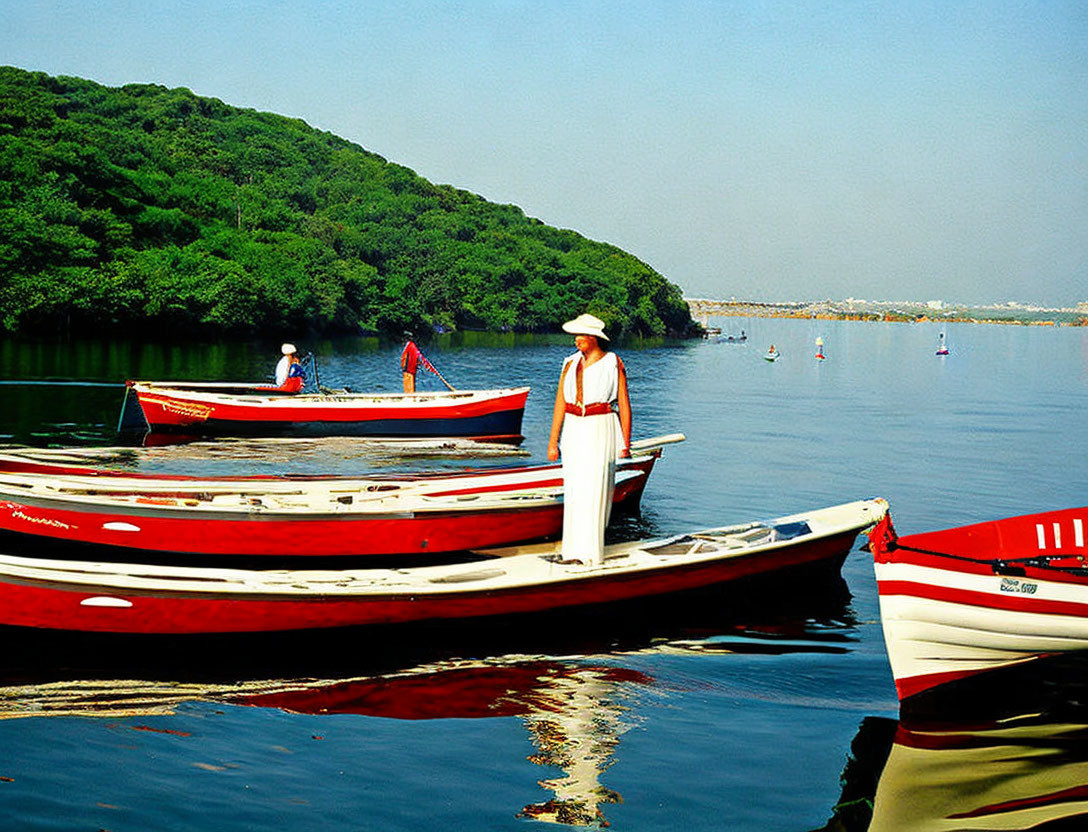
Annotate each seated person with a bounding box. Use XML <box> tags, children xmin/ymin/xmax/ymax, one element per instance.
<box><xmin>274</xmin><ymin>343</ymin><xmax>306</xmax><ymax>393</ymax></box>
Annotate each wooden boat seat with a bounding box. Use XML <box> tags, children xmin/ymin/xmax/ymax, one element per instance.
<box><xmin>646</xmin><ymin>521</ymin><xmax>815</xmax><ymax>557</ymax></box>
<box><xmin>644</xmin><ymin>539</ymin><xmax>709</xmax><ymax>556</ymax></box>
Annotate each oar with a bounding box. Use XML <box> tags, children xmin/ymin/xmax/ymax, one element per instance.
<box><xmin>629</xmin><ymin>433</ymin><xmax>687</xmax><ymax>453</ymax></box>
<box><xmin>0</xmin><ymin>381</ymin><xmax>123</xmax><ymax>387</ymax></box>
<box><xmin>433</xmin><ymin>367</ymin><xmax>456</xmax><ymax>391</ymax></box>
<box><xmin>418</xmin><ymin>348</ymin><xmax>456</xmax><ymax>391</ymax></box>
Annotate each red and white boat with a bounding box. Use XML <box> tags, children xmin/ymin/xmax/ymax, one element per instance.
<box><xmin>124</xmin><ymin>381</ymin><xmax>531</xmax><ymax>442</ymax></box>
<box><xmin>0</xmin><ymin>498</ymin><xmax>886</xmax><ymax>634</ymax></box>
<box><xmin>869</xmin><ymin>506</ymin><xmax>1088</xmax><ymax>702</ymax></box>
<box><xmin>0</xmin><ymin>436</ymin><xmax>680</xmax><ymax>558</ymax></box>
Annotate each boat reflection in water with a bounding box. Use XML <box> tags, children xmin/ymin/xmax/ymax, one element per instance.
<box><xmin>0</xmin><ymin>656</ymin><xmax>645</xmax><ymax>826</ymax></box>
<box><xmin>0</xmin><ymin>572</ymin><xmax>858</xmax><ymax>828</ymax></box>
<box><xmin>14</xmin><ymin>434</ymin><xmax>533</xmax><ymax>475</ymax></box>
<box><xmin>820</xmin><ymin>666</ymin><xmax>1088</xmax><ymax>832</ymax></box>
<box><xmin>871</xmin><ymin>715</ymin><xmax>1088</xmax><ymax>831</ymax></box>
<box><xmin>239</xmin><ymin>659</ymin><xmax>654</xmax><ymax>827</ymax></box>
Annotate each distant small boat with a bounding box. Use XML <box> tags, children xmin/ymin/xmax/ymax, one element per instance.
<box><xmin>715</xmin><ymin>332</ymin><xmax>747</xmax><ymax>344</ymax></box>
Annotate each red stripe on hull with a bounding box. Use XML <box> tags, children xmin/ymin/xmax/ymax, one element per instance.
<box><xmin>893</xmin><ymin>666</ymin><xmax>1022</xmax><ymax>702</ymax></box>
<box><xmin>879</xmin><ymin>579</ymin><xmax>1088</xmax><ymax>619</ymax></box>
<box><xmin>0</xmin><ymin>531</ymin><xmax>858</xmax><ymax>634</ymax></box>
<box><xmin>868</xmin><ymin>509</ymin><xmax>1088</xmax><ymax>702</ymax></box>
<box><xmin>0</xmin><ymin>499</ymin><xmax>564</xmax><ymax>557</ymax></box>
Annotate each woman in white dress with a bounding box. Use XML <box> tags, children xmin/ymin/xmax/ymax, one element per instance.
<box><xmin>546</xmin><ymin>314</ymin><xmax>632</xmax><ymax>565</ymax></box>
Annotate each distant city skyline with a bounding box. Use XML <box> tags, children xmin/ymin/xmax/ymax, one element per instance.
<box><xmin>684</xmin><ymin>294</ymin><xmax>1088</xmax><ymax>312</ymax></box>
<box><xmin>4</xmin><ymin>0</ymin><xmax>1086</xmax><ymax>307</ymax></box>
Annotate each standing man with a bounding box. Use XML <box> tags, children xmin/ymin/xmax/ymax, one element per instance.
<box><xmin>400</xmin><ymin>334</ymin><xmax>421</xmax><ymax>393</ymax></box>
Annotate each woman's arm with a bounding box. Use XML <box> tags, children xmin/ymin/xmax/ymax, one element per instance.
<box><xmin>546</xmin><ymin>362</ymin><xmax>570</xmax><ymax>461</ymax></box>
<box><xmin>616</xmin><ymin>356</ymin><xmax>632</xmax><ymax>457</ymax></box>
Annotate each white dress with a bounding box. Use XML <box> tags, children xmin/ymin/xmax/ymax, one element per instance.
<box><xmin>559</xmin><ymin>351</ymin><xmax>621</xmax><ymax>564</ymax></box>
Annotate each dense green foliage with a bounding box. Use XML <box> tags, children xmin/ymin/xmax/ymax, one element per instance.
<box><xmin>0</xmin><ymin>67</ymin><xmax>694</xmax><ymax>339</ymax></box>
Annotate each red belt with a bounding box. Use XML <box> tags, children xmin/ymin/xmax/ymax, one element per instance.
<box><xmin>565</xmin><ymin>402</ymin><xmax>614</xmax><ymax>417</ymax></box>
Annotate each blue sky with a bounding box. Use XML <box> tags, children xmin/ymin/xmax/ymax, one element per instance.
<box><xmin>4</xmin><ymin>0</ymin><xmax>1086</xmax><ymax>306</ymax></box>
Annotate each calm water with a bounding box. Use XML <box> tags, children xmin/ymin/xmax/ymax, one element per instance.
<box><xmin>1</xmin><ymin>319</ymin><xmax>1087</xmax><ymax>830</ymax></box>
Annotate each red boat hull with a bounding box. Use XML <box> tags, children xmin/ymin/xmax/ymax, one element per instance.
<box><xmin>0</xmin><ymin>498</ymin><xmax>564</xmax><ymax>557</ymax></box>
<box><xmin>0</xmin><ymin>456</ymin><xmax>655</xmax><ymax>557</ymax></box>
<box><xmin>130</xmin><ymin>384</ymin><xmax>529</xmax><ymax>441</ymax></box>
<box><xmin>0</xmin><ymin>529</ymin><xmax>858</xmax><ymax>634</ymax></box>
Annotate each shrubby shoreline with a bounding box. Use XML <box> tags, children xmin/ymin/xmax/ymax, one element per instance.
<box><xmin>0</xmin><ymin>67</ymin><xmax>696</xmax><ymax>341</ymax></box>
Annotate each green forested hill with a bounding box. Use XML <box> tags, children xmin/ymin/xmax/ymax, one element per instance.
<box><xmin>0</xmin><ymin>66</ymin><xmax>694</xmax><ymax>339</ymax></box>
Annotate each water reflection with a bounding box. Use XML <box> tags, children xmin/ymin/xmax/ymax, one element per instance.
<box><xmin>514</xmin><ymin>665</ymin><xmax>643</xmax><ymax>827</ymax></box>
<box><xmin>818</xmin><ymin>712</ymin><xmax>1088</xmax><ymax>832</ymax></box>
<box><xmin>2</xmin><ymin>435</ymin><xmax>532</xmax><ymax>479</ymax></box>
<box><xmin>0</xmin><ymin>577</ymin><xmax>857</xmax><ymax>826</ymax></box>
<box><xmin>243</xmin><ymin>660</ymin><xmax>647</xmax><ymax>828</ymax></box>
<box><xmin>872</xmin><ymin>715</ymin><xmax>1088</xmax><ymax>831</ymax></box>
<box><xmin>0</xmin><ymin>657</ymin><xmax>644</xmax><ymax>826</ymax></box>
<box><xmin>816</xmin><ymin>660</ymin><xmax>1088</xmax><ymax>832</ymax></box>
<box><xmin>5</xmin><ymin>648</ymin><xmax>864</xmax><ymax>828</ymax></box>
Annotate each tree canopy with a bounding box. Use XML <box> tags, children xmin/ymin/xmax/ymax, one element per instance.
<box><xmin>0</xmin><ymin>67</ymin><xmax>695</xmax><ymax>339</ymax></box>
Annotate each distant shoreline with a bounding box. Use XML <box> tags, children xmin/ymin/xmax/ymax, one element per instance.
<box><xmin>685</xmin><ymin>298</ymin><xmax>1088</xmax><ymax>328</ymax></box>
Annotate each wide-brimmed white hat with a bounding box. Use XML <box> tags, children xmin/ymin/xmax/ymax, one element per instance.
<box><xmin>281</xmin><ymin>343</ymin><xmax>297</xmax><ymax>355</ymax></box>
<box><xmin>562</xmin><ymin>313</ymin><xmax>609</xmax><ymax>341</ymax></box>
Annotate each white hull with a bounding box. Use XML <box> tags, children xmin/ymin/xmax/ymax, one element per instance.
<box><xmin>876</xmin><ymin>571</ymin><xmax>1088</xmax><ymax>695</ymax></box>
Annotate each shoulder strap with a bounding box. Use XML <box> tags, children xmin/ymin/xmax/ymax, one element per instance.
<box><xmin>574</xmin><ymin>355</ymin><xmax>584</xmax><ymax>406</ymax></box>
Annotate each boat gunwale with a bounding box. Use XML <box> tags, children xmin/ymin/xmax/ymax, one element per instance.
<box><xmin>872</xmin><ymin>508</ymin><xmax>1088</xmax><ymax>583</ymax></box>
